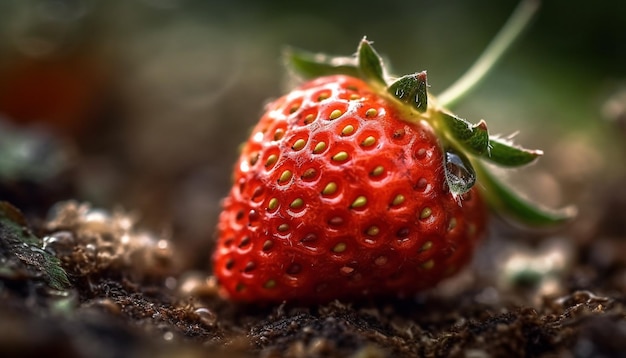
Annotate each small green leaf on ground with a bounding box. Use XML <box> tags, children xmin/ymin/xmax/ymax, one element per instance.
<box><xmin>0</xmin><ymin>201</ymin><xmax>70</xmax><ymax>290</ymax></box>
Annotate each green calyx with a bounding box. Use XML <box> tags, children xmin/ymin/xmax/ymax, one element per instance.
<box><xmin>284</xmin><ymin>35</ymin><xmax>574</xmax><ymax>227</ymax></box>
<box><xmin>388</xmin><ymin>72</ymin><xmax>428</xmax><ymax>113</ymax></box>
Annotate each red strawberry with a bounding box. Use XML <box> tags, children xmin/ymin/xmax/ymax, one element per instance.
<box><xmin>213</xmin><ymin>37</ymin><xmax>572</xmax><ymax>303</ymax></box>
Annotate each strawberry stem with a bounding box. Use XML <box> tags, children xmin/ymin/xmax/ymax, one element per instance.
<box><xmin>437</xmin><ymin>0</ymin><xmax>541</xmax><ymax>108</ymax></box>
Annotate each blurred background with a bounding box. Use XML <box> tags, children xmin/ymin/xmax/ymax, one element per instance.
<box><xmin>0</xmin><ymin>0</ymin><xmax>624</xmax><ymax>270</ymax></box>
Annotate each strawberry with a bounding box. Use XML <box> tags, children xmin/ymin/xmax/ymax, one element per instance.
<box><xmin>213</xmin><ymin>34</ymin><xmax>573</xmax><ymax>303</ymax></box>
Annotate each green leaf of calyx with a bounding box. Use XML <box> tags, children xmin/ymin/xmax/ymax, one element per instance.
<box><xmin>473</xmin><ymin>162</ymin><xmax>576</xmax><ymax>226</ymax></box>
<box><xmin>483</xmin><ymin>137</ymin><xmax>543</xmax><ymax>167</ymax></box>
<box><xmin>443</xmin><ymin>147</ymin><xmax>477</xmax><ymax>200</ymax></box>
<box><xmin>388</xmin><ymin>72</ymin><xmax>428</xmax><ymax>113</ymax></box>
<box><xmin>439</xmin><ymin>111</ymin><xmax>490</xmax><ymax>155</ymax></box>
<box><xmin>285</xmin><ymin>47</ymin><xmax>359</xmax><ymax>79</ymax></box>
<box><xmin>357</xmin><ymin>38</ymin><xmax>386</xmax><ymax>86</ymax></box>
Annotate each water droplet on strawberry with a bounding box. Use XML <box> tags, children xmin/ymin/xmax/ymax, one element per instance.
<box><xmin>444</xmin><ymin>149</ymin><xmax>476</xmax><ymax>197</ymax></box>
